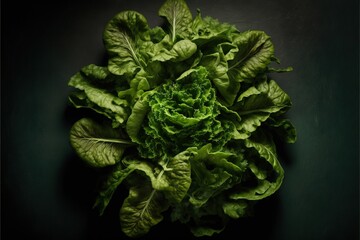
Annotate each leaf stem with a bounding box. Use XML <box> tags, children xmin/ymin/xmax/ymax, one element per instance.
<box><xmin>81</xmin><ymin>137</ymin><xmax>136</xmax><ymax>145</ymax></box>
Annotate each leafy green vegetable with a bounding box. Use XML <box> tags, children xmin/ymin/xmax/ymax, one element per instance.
<box><xmin>120</xmin><ymin>175</ymin><xmax>169</xmax><ymax>238</ymax></box>
<box><xmin>158</xmin><ymin>0</ymin><xmax>193</xmax><ymax>42</ymax></box>
<box><xmin>67</xmin><ymin>0</ymin><xmax>296</xmax><ymax>238</ymax></box>
<box><xmin>69</xmin><ymin>118</ymin><xmax>133</xmax><ymax>167</ymax></box>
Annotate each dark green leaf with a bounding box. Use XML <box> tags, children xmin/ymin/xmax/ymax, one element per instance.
<box><xmin>228</xmin><ymin>30</ymin><xmax>274</xmax><ymax>83</ymax></box>
<box><xmin>68</xmin><ymin>72</ymin><xmax>129</xmax><ymax>126</ymax></box>
<box><xmin>158</xmin><ymin>0</ymin><xmax>192</xmax><ymax>42</ymax></box>
<box><xmin>233</xmin><ymin>78</ymin><xmax>292</xmax><ymax>138</ymax></box>
<box><xmin>120</xmin><ymin>176</ymin><xmax>169</xmax><ymax>238</ymax></box>
<box><xmin>70</xmin><ymin>118</ymin><xmax>133</xmax><ymax>167</ymax></box>
<box><xmin>103</xmin><ymin>11</ymin><xmax>150</xmax><ymax>76</ymax></box>
<box><xmin>230</xmin><ymin>129</ymin><xmax>284</xmax><ymax>200</ymax></box>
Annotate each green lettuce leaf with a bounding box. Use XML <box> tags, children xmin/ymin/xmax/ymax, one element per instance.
<box><xmin>152</xmin><ymin>39</ymin><xmax>197</xmax><ymax>62</ymax></box>
<box><xmin>158</xmin><ymin>0</ymin><xmax>193</xmax><ymax>42</ymax></box>
<box><xmin>233</xmin><ymin>78</ymin><xmax>292</xmax><ymax>138</ymax></box>
<box><xmin>190</xmin><ymin>13</ymin><xmax>238</xmax><ymax>46</ymax></box>
<box><xmin>134</xmin><ymin>67</ymin><xmax>235</xmax><ymax>159</ymax></box>
<box><xmin>68</xmin><ymin>68</ymin><xmax>129</xmax><ymax>127</ymax></box>
<box><xmin>266</xmin><ymin>117</ymin><xmax>297</xmax><ymax>143</ymax></box>
<box><xmin>103</xmin><ymin>11</ymin><xmax>150</xmax><ymax>76</ymax></box>
<box><xmin>66</xmin><ymin>0</ymin><xmax>297</xmax><ymax>237</ymax></box>
<box><xmin>118</xmin><ymin>148</ymin><xmax>193</xmax><ymax>237</ymax></box>
<box><xmin>125</xmin><ymin>91</ymin><xmax>152</xmax><ymax>143</ymax></box>
<box><xmin>120</xmin><ymin>175</ymin><xmax>169</xmax><ymax>238</ymax></box>
<box><xmin>93</xmin><ymin>163</ymin><xmax>131</xmax><ymax>215</ymax></box>
<box><xmin>228</xmin><ymin>30</ymin><xmax>274</xmax><ymax>83</ymax></box>
<box><xmin>222</xmin><ymin>199</ymin><xmax>250</xmax><ymax>219</ymax></box>
<box><xmin>69</xmin><ymin>118</ymin><xmax>133</xmax><ymax>167</ymax></box>
<box><xmin>188</xmin><ymin>144</ymin><xmax>246</xmax><ymax>207</ymax></box>
<box><xmin>201</xmin><ymin>46</ymin><xmax>240</xmax><ymax>106</ymax></box>
<box><xmin>230</xmin><ymin>129</ymin><xmax>284</xmax><ymax>200</ymax></box>
<box><xmin>155</xmin><ymin>148</ymin><xmax>194</xmax><ymax>203</ymax></box>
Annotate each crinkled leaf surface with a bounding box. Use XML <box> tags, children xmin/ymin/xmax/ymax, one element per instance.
<box><xmin>69</xmin><ymin>118</ymin><xmax>132</xmax><ymax>167</ymax></box>
<box><xmin>190</xmin><ymin>14</ymin><xmax>238</xmax><ymax>46</ymax></box>
<box><xmin>233</xmin><ymin>78</ymin><xmax>292</xmax><ymax>138</ymax></box>
<box><xmin>188</xmin><ymin>144</ymin><xmax>245</xmax><ymax>207</ymax></box>
<box><xmin>230</xmin><ymin>129</ymin><xmax>284</xmax><ymax>200</ymax></box>
<box><xmin>120</xmin><ymin>176</ymin><xmax>169</xmax><ymax>238</ymax></box>
<box><xmin>266</xmin><ymin>117</ymin><xmax>297</xmax><ymax>143</ymax></box>
<box><xmin>68</xmin><ymin>71</ymin><xmax>129</xmax><ymax>126</ymax></box>
<box><xmin>103</xmin><ymin>11</ymin><xmax>150</xmax><ymax>76</ymax></box>
<box><xmin>154</xmin><ymin>148</ymin><xmax>194</xmax><ymax>203</ymax></box>
<box><xmin>66</xmin><ymin>0</ymin><xmax>297</xmax><ymax>237</ymax></box>
<box><xmin>228</xmin><ymin>30</ymin><xmax>274</xmax><ymax>83</ymax></box>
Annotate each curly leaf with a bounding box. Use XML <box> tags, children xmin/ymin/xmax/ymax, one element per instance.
<box><xmin>188</xmin><ymin>144</ymin><xmax>245</xmax><ymax>207</ymax></box>
<box><xmin>230</xmin><ymin>129</ymin><xmax>284</xmax><ymax>200</ymax></box>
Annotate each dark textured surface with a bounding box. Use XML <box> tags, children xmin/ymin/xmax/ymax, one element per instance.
<box><xmin>2</xmin><ymin>0</ymin><xmax>359</xmax><ymax>239</ymax></box>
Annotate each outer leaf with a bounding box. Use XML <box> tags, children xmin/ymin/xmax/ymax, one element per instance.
<box><xmin>188</xmin><ymin>144</ymin><xmax>245</xmax><ymax>207</ymax></box>
<box><xmin>241</xmin><ymin>79</ymin><xmax>292</xmax><ymax>112</ymax></box>
<box><xmin>233</xmin><ymin>79</ymin><xmax>292</xmax><ymax>138</ymax></box>
<box><xmin>190</xmin><ymin>13</ymin><xmax>238</xmax><ymax>46</ymax></box>
<box><xmin>93</xmin><ymin>163</ymin><xmax>133</xmax><ymax>215</ymax></box>
<box><xmin>230</xmin><ymin>129</ymin><xmax>284</xmax><ymax>200</ymax></box>
<box><xmin>68</xmin><ymin>72</ymin><xmax>129</xmax><ymax>126</ymax></box>
<box><xmin>69</xmin><ymin>118</ymin><xmax>133</xmax><ymax>167</ymax></box>
<box><xmin>191</xmin><ymin>226</ymin><xmax>224</xmax><ymax>237</ymax></box>
<box><xmin>228</xmin><ymin>30</ymin><xmax>274</xmax><ymax>83</ymax></box>
<box><xmin>222</xmin><ymin>200</ymin><xmax>249</xmax><ymax>219</ymax></box>
<box><xmin>155</xmin><ymin>148</ymin><xmax>194</xmax><ymax>203</ymax></box>
<box><xmin>103</xmin><ymin>11</ymin><xmax>150</xmax><ymax>76</ymax></box>
<box><xmin>120</xmin><ymin>176</ymin><xmax>169</xmax><ymax>238</ymax></box>
<box><xmin>158</xmin><ymin>0</ymin><xmax>192</xmax><ymax>42</ymax></box>
<box><xmin>266</xmin><ymin>117</ymin><xmax>297</xmax><ymax>144</ymax></box>
<box><xmin>103</xmin><ymin>11</ymin><xmax>150</xmax><ymax>54</ymax></box>
<box><xmin>79</xmin><ymin>64</ymin><xmax>117</xmax><ymax>84</ymax></box>
<box><xmin>93</xmin><ymin>157</ymin><xmax>156</xmax><ymax>215</ymax></box>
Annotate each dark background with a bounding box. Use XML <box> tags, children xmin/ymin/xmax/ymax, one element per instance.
<box><xmin>2</xmin><ymin>0</ymin><xmax>359</xmax><ymax>239</ymax></box>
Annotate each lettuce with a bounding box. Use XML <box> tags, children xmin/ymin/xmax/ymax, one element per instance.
<box><xmin>67</xmin><ymin>0</ymin><xmax>297</xmax><ymax>237</ymax></box>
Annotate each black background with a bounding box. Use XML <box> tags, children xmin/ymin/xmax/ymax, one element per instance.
<box><xmin>2</xmin><ymin>0</ymin><xmax>359</xmax><ymax>239</ymax></box>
